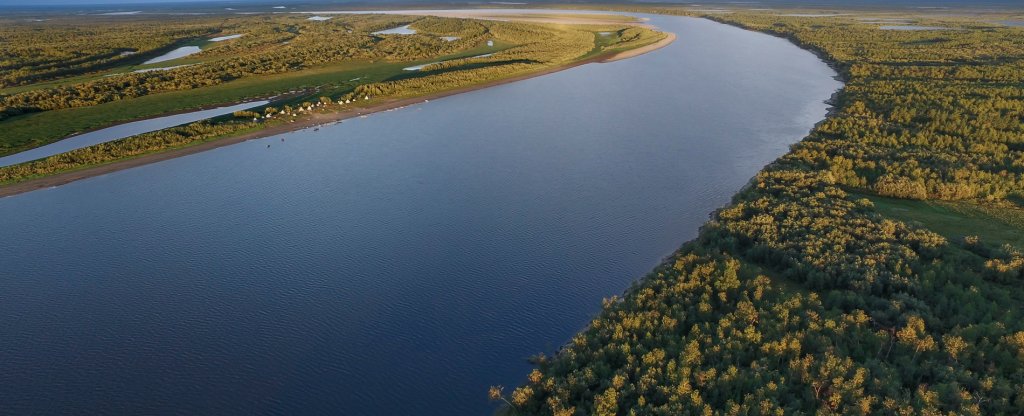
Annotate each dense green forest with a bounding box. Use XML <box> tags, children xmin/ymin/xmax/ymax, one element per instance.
<box><xmin>0</xmin><ymin>14</ymin><xmax>664</xmax><ymax>183</ymax></box>
<box><xmin>500</xmin><ymin>9</ymin><xmax>1024</xmax><ymax>416</ymax></box>
<box><xmin>0</xmin><ymin>17</ymin><xmax>216</xmax><ymax>88</ymax></box>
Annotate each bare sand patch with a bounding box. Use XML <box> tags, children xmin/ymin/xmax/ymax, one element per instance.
<box><xmin>602</xmin><ymin>32</ymin><xmax>676</xmax><ymax>62</ymax></box>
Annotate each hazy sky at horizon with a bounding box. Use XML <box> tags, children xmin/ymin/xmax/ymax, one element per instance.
<box><xmin>0</xmin><ymin>0</ymin><xmax>291</xmax><ymax>5</ymax></box>
<box><xmin>0</xmin><ymin>0</ymin><xmax>1018</xmax><ymax>7</ymax></box>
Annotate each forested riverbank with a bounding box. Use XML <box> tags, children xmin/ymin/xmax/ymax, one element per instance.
<box><xmin>7</xmin><ymin>4</ymin><xmax>1023</xmax><ymax>415</ymax></box>
<box><xmin>503</xmin><ymin>7</ymin><xmax>1024</xmax><ymax>416</ymax></box>
<box><xmin>0</xmin><ymin>12</ymin><xmax>835</xmax><ymax>415</ymax></box>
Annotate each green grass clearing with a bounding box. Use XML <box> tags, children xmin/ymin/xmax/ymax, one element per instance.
<box><xmin>859</xmin><ymin>193</ymin><xmax>1024</xmax><ymax>250</ymax></box>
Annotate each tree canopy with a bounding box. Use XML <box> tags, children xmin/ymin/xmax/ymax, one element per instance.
<box><xmin>502</xmin><ymin>9</ymin><xmax>1024</xmax><ymax>416</ymax></box>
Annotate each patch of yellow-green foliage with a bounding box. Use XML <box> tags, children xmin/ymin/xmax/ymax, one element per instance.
<box><xmin>502</xmin><ymin>8</ymin><xmax>1024</xmax><ymax>416</ymax></box>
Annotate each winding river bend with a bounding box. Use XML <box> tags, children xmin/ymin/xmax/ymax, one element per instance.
<box><xmin>0</xmin><ymin>14</ymin><xmax>840</xmax><ymax>415</ymax></box>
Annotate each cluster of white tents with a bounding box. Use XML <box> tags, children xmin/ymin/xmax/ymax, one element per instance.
<box><xmin>337</xmin><ymin>96</ymin><xmax>372</xmax><ymax>105</ymax></box>
<box><xmin>254</xmin><ymin>95</ymin><xmax>373</xmax><ymax>122</ymax></box>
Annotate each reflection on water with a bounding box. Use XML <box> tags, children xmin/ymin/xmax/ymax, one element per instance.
<box><xmin>143</xmin><ymin>46</ymin><xmax>202</xmax><ymax>65</ymax></box>
<box><xmin>209</xmin><ymin>34</ymin><xmax>243</xmax><ymax>42</ymax></box>
<box><xmin>0</xmin><ymin>12</ymin><xmax>840</xmax><ymax>416</ymax></box>
<box><xmin>372</xmin><ymin>25</ymin><xmax>416</xmax><ymax>35</ymax></box>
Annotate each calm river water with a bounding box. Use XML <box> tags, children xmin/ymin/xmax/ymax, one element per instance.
<box><xmin>0</xmin><ymin>13</ymin><xmax>840</xmax><ymax>415</ymax></box>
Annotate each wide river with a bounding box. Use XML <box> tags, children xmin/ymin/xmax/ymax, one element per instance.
<box><xmin>0</xmin><ymin>13</ymin><xmax>840</xmax><ymax>415</ymax></box>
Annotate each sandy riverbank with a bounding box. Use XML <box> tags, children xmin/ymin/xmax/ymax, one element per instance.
<box><xmin>601</xmin><ymin>32</ymin><xmax>676</xmax><ymax>62</ymax></box>
<box><xmin>0</xmin><ymin>36</ymin><xmax>674</xmax><ymax>199</ymax></box>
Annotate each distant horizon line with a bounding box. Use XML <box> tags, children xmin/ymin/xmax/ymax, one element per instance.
<box><xmin>1</xmin><ymin>0</ymin><xmax>1022</xmax><ymax>10</ymax></box>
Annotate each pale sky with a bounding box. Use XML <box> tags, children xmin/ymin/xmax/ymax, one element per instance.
<box><xmin>0</xmin><ymin>0</ymin><xmax>1015</xmax><ymax>8</ymax></box>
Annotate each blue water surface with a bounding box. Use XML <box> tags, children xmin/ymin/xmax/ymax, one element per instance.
<box><xmin>0</xmin><ymin>13</ymin><xmax>840</xmax><ymax>415</ymax></box>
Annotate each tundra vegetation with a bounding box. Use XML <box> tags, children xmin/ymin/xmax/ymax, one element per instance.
<box><xmin>498</xmin><ymin>8</ymin><xmax>1024</xmax><ymax>416</ymax></box>
<box><xmin>0</xmin><ymin>12</ymin><xmax>665</xmax><ymax>183</ymax></box>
